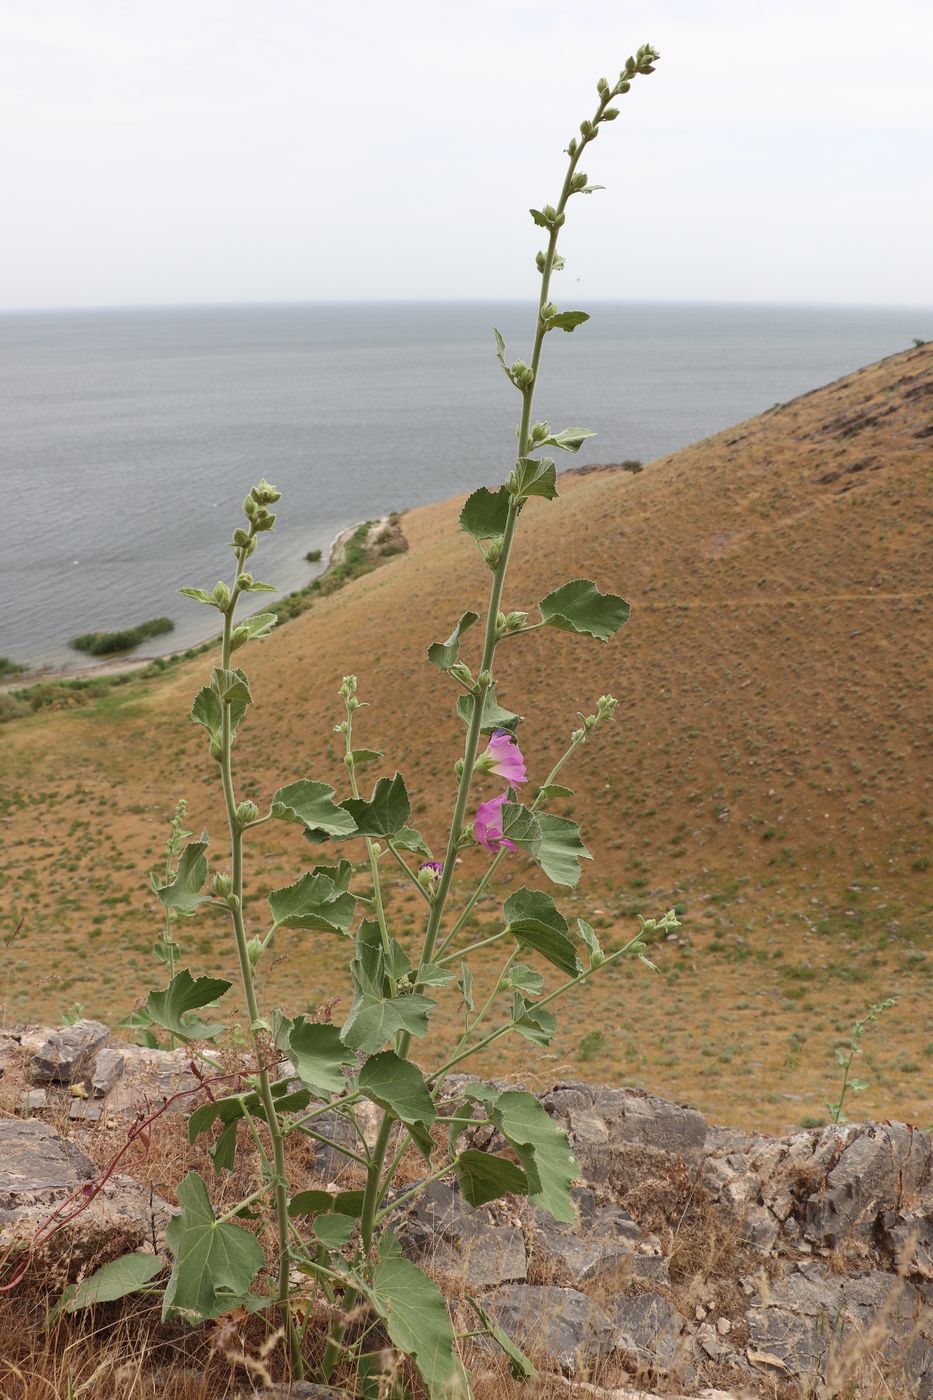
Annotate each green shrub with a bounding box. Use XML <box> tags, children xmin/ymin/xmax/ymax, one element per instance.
<box><xmin>70</xmin><ymin>616</ymin><xmax>175</xmax><ymax>656</ymax></box>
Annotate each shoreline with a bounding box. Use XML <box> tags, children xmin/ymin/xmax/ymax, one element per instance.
<box><xmin>3</xmin><ymin>515</ymin><xmax>391</xmax><ymax>691</ymax></box>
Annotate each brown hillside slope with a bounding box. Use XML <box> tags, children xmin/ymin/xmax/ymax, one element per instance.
<box><xmin>2</xmin><ymin>345</ymin><xmax>931</xmax><ymax>1131</ymax></box>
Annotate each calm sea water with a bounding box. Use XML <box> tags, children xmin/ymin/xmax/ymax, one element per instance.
<box><xmin>2</xmin><ymin>301</ymin><xmax>929</xmax><ymax>670</ymax></box>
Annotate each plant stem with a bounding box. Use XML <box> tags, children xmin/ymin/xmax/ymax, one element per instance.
<box><xmin>219</xmin><ymin>560</ymin><xmax>302</xmax><ymax>1377</ymax></box>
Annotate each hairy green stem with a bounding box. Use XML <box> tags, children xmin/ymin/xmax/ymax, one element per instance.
<box><xmin>219</xmin><ymin>562</ymin><xmax>303</xmax><ymax>1377</ymax></box>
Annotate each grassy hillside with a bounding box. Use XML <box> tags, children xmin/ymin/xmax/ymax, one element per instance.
<box><xmin>2</xmin><ymin>345</ymin><xmax>931</xmax><ymax>1132</ymax></box>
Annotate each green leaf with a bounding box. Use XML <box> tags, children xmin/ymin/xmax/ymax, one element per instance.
<box><xmin>151</xmin><ymin>839</ymin><xmax>209</xmax><ymax>916</ymax></box>
<box><xmin>458</xmin><ymin>962</ymin><xmax>474</xmax><ymax>1012</ymax></box>
<box><xmin>342</xmin><ymin>773</ymin><xmax>411</xmax><ymax>838</ymax></box>
<box><xmin>533</xmin><ymin>812</ymin><xmax>592</xmax><ymax>888</ymax></box>
<box><xmin>240</xmin><ymin>578</ymin><xmax>277</xmax><ymax>593</ymax></box>
<box><xmin>162</xmin><ymin>1172</ymin><xmax>264</xmax><ymax>1322</ymax></box>
<box><xmin>146</xmin><ymin>970</ymin><xmax>231</xmax><ymax>1042</ymax></box>
<box><xmin>546</xmin><ymin>310</ymin><xmax>590</xmax><ymax>333</ymax></box>
<box><xmin>577</xmin><ymin>184</ymin><xmax>605</xmax><ymax>195</ymax></box>
<box><xmin>313</xmin><ymin>1213</ymin><xmax>356</xmax><ymax>1248</ymax></box>
<box><xmin>359</xmin><ymin>1051</ymin><xmax>435</xmax><ymax>1133</ymax></box>
<box><xmin>268</xmin><ymin>870</ymin><xmax>356</xmax><ymax>934</ymax></box>
<box><xmin>350</xmin><ymin>747</ymin><xmax>383</xmax><ymax>769</ymax></box>
<box><xmin>371</xmin><ymin>1254</ymin><xmax>469</xmax><ymax>1398</ymax></box>
<box><xmin>392</xmin><ymin>826</ymin><xmax>432</xmax><ymax>857</ymax></box>
<box><xmin>179</xmin><ymin>586</ymin><xmax>221</xmax><ymax>609</ymax></box>
<box><xmin>385</xmin><ymin>938</ymin><xmax>412</xmax><ymax>981</ymax></box>
<box><xmin>456</xmin><ymin>684</ymin><xmax>522</xmax><ymax>735</ymax></box>
<box><xmin>270</xmin><ymin>780</ymin><xmax>357</xmax><ymax>839</ymax></box>
<box><xmin>510</xmin><ymin>993</ymin><xmax>556</xmax><ymax>1047</ymax></box>
<box><xmin>850</xmin><ymin>1078</ymin><xmax>869</xmax><ymax>1093</ymax></box>
<box><xmin>539</xmin><ymin>578</ymin><xmax>630</xmax><ymax>641</ymax></box>
<box><xmin>503</xmin><ymin>888</ymin><xmax>579</xmax><ymax>976</ymax></box>
<box><xmin>289</xmin><ymin>1188</ymin><xmax>365</xmax><ymax>1218</ymax></box>
<box><xmin>489</xmin><ymin>1091</ymin><xmax>579</xmax><ymax>1225</ymax></box>
<box><xmin>57</xmin><ymin>1253</ymin><xmax>162</xmax><ymax>1315</ymax></box>
<box><xmin>537</xmin><ymin>782</ymin><xmax>574</xmax><ymax>802</ymax></box>
<box><xmin>538</xmin><ymin>427</ymin><xmax>596</xmax><ymax>454</ymax></box>
<box><xmin>342</xmin><ymin>991</ymin><xmax>436</xmax><ymax>1055</ymax></box>
<box><xmin>454</xmin><ymin>1149</ymin><xmax>529</xmax><ymax>1208</ymax></box>
<box><xmin>459</xmin><ymin>486</ymin><xmax>510</xmax><ymax>540</ymax></box>
<box><xmin>499</xmin><ymin>801</ymin><xmax>542</xmax><ymax>853</ymax></box>
<box><xmin>577</xmin><ymin>919</ymin><xmax>604</xmax><ymax>968</ymax></box>
<box><xmin>493</xmin><ymin>327</ymin><xmax>510</xmax><ymax>380</ymax></box>
<box><xmin>529</xmin><ymin>207</ymin><xmax>551</xmax><ymax>228</ymax></box>
<box><xmin>287</xmin><ymin>1018</ymin><xmax>356</xmax><ymax>1097</ymax></box>
<box><xmin>417</xmin><ymin>962</ymin><xmax>455</xmax><ymax>988</ymax></box>
<box><xmin>465</xmin><ymin>1295</ymin><xmax>537</xmax><ymax>1381</ymax></box>
<box><xmin>508</xmin><ymin>963</ymin><xmax>543</xmax><ymax>996</ymax></box>
<box><xmin>211</xmin><ymin>666</ymin><xmax>252</xmax><ymax>707</ymax></box>
<box><xmin>511</xmin><ymin>456</ymin><xmax>557</xmax><ymax>500</ymax></box>
<box><xmin>230</xmin><ymin>611</ymin><xmax>277</xmax><ymax>651</ymax></box>
<box><xmin>428</xmin><ymin>611</ymin><xmax>479</xmax><ymax>670</ymax></box>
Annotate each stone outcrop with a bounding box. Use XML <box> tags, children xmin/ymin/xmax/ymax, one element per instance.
<box><xmin>1</xmin><ymin>1024</ymin><xmax>929</xmax><ymax>1397</ymax></box>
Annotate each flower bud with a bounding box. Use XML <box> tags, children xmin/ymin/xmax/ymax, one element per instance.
<box><xmin>340</xmin><ymin>675</ymin><xmax>358</xmax><ymax>697</ymax></box>
<box><xmin>476</xmin><ymin>669</ymin><xmax>493</xmax><ymax>690</ymax></box>
<box><xmin>347</xmin><ymin>696</ymin><xmax>360</xmax><ymax>710</ymax></box>
<box><xmin>209</xmin><ymin>738</ymin><xmax>223</xmax><ymax>761</ymax></box>
<box><xmin>243</xmin><ymin>495</ymin><xmax>258</xmax><ymax>519</ymax></box>
<box><xmin>580</xmin><ymin>120</ymin><xmax>594</xmax><ymax>138</ymax></box>
<box><xmin>232</xmin><ymin>527</ymin><xmax>251</xmax><ymax>547</ymax></box>
<box><xmin>448</xmin><ymin>662</ymin><xmax>474</xmax><ymax>687</ymax></box>
<box><xmin>531</xmin><ymin>421</ymin><xmax>549</xmax><ymax>442</ymax></box>
<box><xmin>602</xmin><ymin>106</ymin><xmax>620</xmax><ymax>119</ymax></box>
<box><xmin>504</xmin><ymin>610</ymin><xmax>528</xmax><ymax>631</ymax></box>
<box><xmin>598</xmin><ymin>694</ymin><xmax>617</xmax><ymax>718</ymax></box>
<box><xmin>483</xmin><ymin>539</ymin><xmax>502</xmax><ymax>569</ymax></box>
<box><xmin>211</xmin><ymin>872</ymin><xmax>232</xmax><ymax>898</ymax></box>
<box><xmin>584</xmin><ymin>713</ymin><xmax>597</xmax><ymax>731</ymax></box>
<box><xmin>454</xmin><ymin>758</ymin><xmax>465</xmax><ymax>779</ymax></box>
<box><xmin>236</xmin><ymin>572</ymin><xmax>253</xmax><ymax>590</ymax></box>
<box><xmin>597</xmin><ymin>76</ymin><xmax>609</xmax><ymax>93</ymax></box>
<box><xmin>535</xmin><ymin>251</ymin><xmax>546</xmax><ymax>272</ymax></box>
<box><xmin>543</xmin><ymin>205</ymin><xmax>557</xmax><ymax>222</ymax></box>
<box><xmin>246</xmin><ymin>937</ymin><xmax>263</xmax><ymax>967</ymax></box>
<box><xmin>510</xmin><ymin>359</ymin><xmax>527</xmax><ymax>378</ymax></box>
<box><xmin>417</xmin><ymin>861</ymin><xmax>443</xmax><ymax>894</ymax></box>
<box><xmin>541</xmin><ymin>304</ymin><xmax>556</xmax><ymax>322</ymax></box>
<box><xmin>250</xmin><ymin>479</ymin><xmax>281</xmax><ymax>505</ymax></box>
<box><xmin>226</xmin><ymin>892</ymin><xmax>240</xmax><ymax>912</ymax></box>
<box><xmin>212</xmin><ymin>580</ymin><xmax>231</xmax><ymax>608</ymax></box>
<box><xmin>571</xmin><ymin>171</ymin><xmax>588</xmax><ymax>190</ymax></box>
<box><xmin>236</xmin><ymin>799</ymin><xmax>259</xmax><ymax>827</ymax></box>
<box><xmin>253</xmin><ymin>508</ymin><xmax>276</xmax><ymax>533</ymax></box>
<box><xmin>520</xmin><ymin>367</ymin><xmax>535</xmax><ymax>386</ymax></box>
<box><xmin>566</xmin><ymin>137</ymin><xmax>578</xmax><ymax>156</ymax></box>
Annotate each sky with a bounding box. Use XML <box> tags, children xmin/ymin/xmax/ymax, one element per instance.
<box><xmin>1</xmin><ymin>0</ymin><xmax>931</xmax><ymax>311</ymax></box>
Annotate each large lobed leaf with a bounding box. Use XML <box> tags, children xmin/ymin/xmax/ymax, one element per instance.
<box><xmin>57</xmin><ymin>1253</ymin><xmax>163</xmax><ymax>1316</ymax></box>
<box><xmin>342</xmin><ymin>772</ymin><xmax>411</xmax><ymax>837</ymax></box>
<box><xmin>146</xmin><ymin>969</ymin><xmax>231</xmax><ymax>1042</ymax></box>
<box><xmin>488</xmin><ymin>1091</ymin><xmax>579</xmax><ymax>1225</ymax></box>
<box><xmin>459</xmin><ymin>486</ymin><xmax>510</xmax><ymax>539</ymax></box>
<box><xmin>371</xmin><ymin>1252</ymin><xmax>471</xmax><ymax>1398</ymax></box>
<box><xmin>270</xmin><ymin>780</ymin><xmax>357</xmax><ymax>839</ymax></box>
<box><xmin>151</xmin><ymin>838</ymin><xmax>209</xmax><ymax>916</ymax></box>
<box><xmin>503</xmin><ymin>888</ymin><xmax>580</xmax><ymax>976</ymax></box>
<box><xmin>162</xmin><ymin>1172</ymin><xmax>264</xmax><ymax>1321</ymax></box>
<box><xmin>427</xmin><ymin>611</ymin><xmax>479</xmax><ymax>671</ymax></box>
<box><xmin>267</xmin><ymin>869</ymin><xmax>356</xmax><ymax>934</ymax></box>
<box><xmin>538</xmin><ymin>578</ymin><xmax>630</xmax><ymax>642</ymax></box>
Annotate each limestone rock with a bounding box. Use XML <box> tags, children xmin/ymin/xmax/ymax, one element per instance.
<box><xmin>541</xmin><ymin>1082</ymin><xmax>707</xmax><ymax>1184</ymax></box>
<box><xmin>611</xmin><ymin>1292</ymin><xmax>690</xmax><ymax>1376</ymax></box>
<box><xmin>0</xmin><ymin>1115</ymin><xmax>167</xmax><ymax>1281</ymax></box>
<box><xmin>477</xmin><ymin>1283</ymin><xmax>615</xmax><ymax>1374</ymax></box>
<box><xmin>30</xmin><ymin>1020</ymin><xmax>110</xmax><ymax>1084</ymax></box>
<box><xmin>397</xmin><ymin>1180</ymin><xmax>526</xmax><ymax>1288</ymax></box>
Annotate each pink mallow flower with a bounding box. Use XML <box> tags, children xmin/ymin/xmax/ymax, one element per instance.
<box><xmin>474</xmin><ymin>793</ymin><xmax>518</xmax><ymax>853</ymax></box>
<box><xmin>478</xmin><ymin>729</ymin><xmax>527</xmax><ymax>784</ymax></box>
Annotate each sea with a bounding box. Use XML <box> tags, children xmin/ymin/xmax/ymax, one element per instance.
<box><xmin>1</xmin><ymin>300</ymin><xmax>929</xmax><ymax>672</ymax></box>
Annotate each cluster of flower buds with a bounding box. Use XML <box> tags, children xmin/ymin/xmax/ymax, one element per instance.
<box><xmin>571</xmin><ymin>693</ymin><xmax>618</xmax><ymax>744</ymax></box>
<box><xmin>496</xmin><ymin>609</ymin><xmax>528</xmax><ymax>638</ymax></box>
<box><xmin>508</xmin><ymin>358</ymin><xmax>535</xmax><ymax>388</ymax></box>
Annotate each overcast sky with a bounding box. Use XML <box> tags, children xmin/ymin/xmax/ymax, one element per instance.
<box><xmin>1</xmin><ymin>0</ymin><xmax>931</xmax><ymax>311</ymax></box>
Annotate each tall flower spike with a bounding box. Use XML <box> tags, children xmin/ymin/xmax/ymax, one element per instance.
<box><xmin>474</xmin><ymin>794</ymin><xmax>518</xmax><ymax>853</ymax></box>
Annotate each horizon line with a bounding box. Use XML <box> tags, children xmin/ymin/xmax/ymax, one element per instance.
<box><xmin>2</xmin><ymin>295</ymin><xmax>933</xmax><ymax>318</ymax></box>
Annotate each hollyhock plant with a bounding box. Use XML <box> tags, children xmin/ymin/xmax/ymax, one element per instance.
<box><xmin>474</xmin><ymin>793</ymin><xmax>518</xmax><ymax>852</ymax></box>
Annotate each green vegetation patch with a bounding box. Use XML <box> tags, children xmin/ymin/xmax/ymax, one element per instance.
<box><xmin>70</xmin><ymin>616</ymin><xmax>175</xmax><ymax>656</ymax></box>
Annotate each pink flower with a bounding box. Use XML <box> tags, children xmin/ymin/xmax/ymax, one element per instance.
<box><xmin>474</xmin><ymin>794</ymin><xmax>517</xmax><ymax>853</ymax></box>
<box><xmin>482</xmin><ymin>729</ymin><xmax>527</xmax><ymax>784</ymax></box>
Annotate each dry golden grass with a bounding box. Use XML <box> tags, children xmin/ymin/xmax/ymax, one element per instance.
<box><xmin>1</xmin><ymin>345</ymin><xmax>931</xmax><ymax>1133</ymax></box>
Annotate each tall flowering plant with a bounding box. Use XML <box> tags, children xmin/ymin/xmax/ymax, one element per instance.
<box><xmin>62</xmin><ymin>48</ymin><xmax>673</xmax><ymax>1397</ymax></box>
